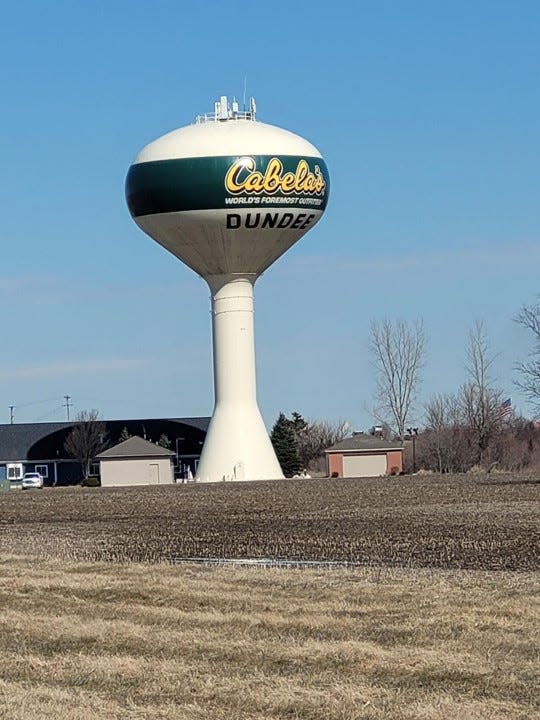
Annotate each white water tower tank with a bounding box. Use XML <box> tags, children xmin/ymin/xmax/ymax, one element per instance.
<box><xmin>126</xmin><ymin>96</ymin><xmax>330</xmax><ymax>482</ymax></box>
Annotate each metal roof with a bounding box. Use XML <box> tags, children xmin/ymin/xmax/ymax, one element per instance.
<box><xmin>0</xmin><ymin>421</ymin><xmax>74</xmax><ymax>461</ymax></box>
<box><xmin>325</xmin><ymin>435</ymin><xmax>403</xmax><ymax>453</ymax></box>
<box><xmin>97</xmin><ymin>435</ymin><xmax>175</xmax><ymax>459</ymax></box>
<box><xmin>0</xmin><ymin>417</ymin><xmax>209</xmax><ymax>462</ymax></box>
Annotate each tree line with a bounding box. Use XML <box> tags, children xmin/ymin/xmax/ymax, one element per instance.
<box><xmin>367</xmin><ymin>297</ymin><xmax>540</xmax><ymax>473</ymax></box>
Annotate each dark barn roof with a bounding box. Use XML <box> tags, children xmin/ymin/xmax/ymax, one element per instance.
<box><xmin>0</xmin><ymin>422</ymin><xmax>73</xmax><ymax>461</ymax></box>
<box><xmin>0</xmin><ymin>417</ymin><xmax>210</xmax><ymax>462</ymax></box>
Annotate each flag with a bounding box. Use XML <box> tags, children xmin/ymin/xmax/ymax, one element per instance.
<box><xmin>498</xmin><ymin>398</ymin><xmax>513</xmax><ymax>418</ymax></box>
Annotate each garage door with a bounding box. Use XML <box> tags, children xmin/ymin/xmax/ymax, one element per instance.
<box><xmin>343</xmin><ymin>454</ymin><xmax>386</xmax><ymax>478</ymax></box>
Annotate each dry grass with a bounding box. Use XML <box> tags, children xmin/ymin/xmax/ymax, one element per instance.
<box><xmin>0</xmin><ymin>557</ymin><xmax>538</xmax><ymax>719</ymax></box>
<box><xmin>1</xmin><ymin>473</ymin><xmax>539</xmax><ymax>569</ymax></box>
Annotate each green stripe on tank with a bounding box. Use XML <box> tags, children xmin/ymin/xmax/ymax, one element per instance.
<box><xmin>126</xmin><ymin>155</ymin><xmax>330</xmax><ymax>217</ymax></box>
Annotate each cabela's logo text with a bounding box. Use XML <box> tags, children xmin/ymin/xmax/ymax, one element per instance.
<box><xmin>225</xmin><ymin>157</ymin><xmax>326</xmax><ymax>196</ymax></box>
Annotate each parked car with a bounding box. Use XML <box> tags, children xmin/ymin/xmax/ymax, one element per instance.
<box><xmin>21</xmin><ymin>472</ymin><xmax>44</xmax><ymax>489</ymax></box>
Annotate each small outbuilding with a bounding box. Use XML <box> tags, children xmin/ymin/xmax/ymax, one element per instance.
<box><xmin>325</xmin><ymin>434</ymin><xmax>403</xmax><ymax>478</ymax></box>
<box><xmin>96</xmin><ymin>436</ymin><xmax>175</xmax><ymax>487</ymax></box>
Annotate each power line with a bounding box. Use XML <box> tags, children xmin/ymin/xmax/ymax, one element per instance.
<box><xmin>14</xmin><ymin>396</ymin><xmax>61</xmax><ymax>409</ymax></box>
<box><xmin>34</xmin><ymin>405</ymin><xmax>66</xmax><ymax>422</ymax></box>
<box><xmin>7</xmin><ymin>396</ymin><xmax>76</xmax><ymax>424</ymax></box>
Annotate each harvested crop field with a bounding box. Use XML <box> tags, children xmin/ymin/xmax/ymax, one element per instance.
<box><xmin>1</xmin><ymin>557</ymin><xmax>539</xmax><ymax>720</ymax></box>
<box><xmin>1</xmin><ymin>474</ymin><xmax>538</xmax><ymax>569</ymax></box>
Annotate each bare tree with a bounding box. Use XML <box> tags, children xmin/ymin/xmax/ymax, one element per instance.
<box><xmin>296</xmin><ymin>419</ymin><xmax>350</xmax><ymax>469</ymax></box>
<box><xmin>418</xmin><ymin>405</ymin><xmax>540</xmax><ymax>473</ymax></box>
<box><xmin>515</xmin><ymin>298</ymin><xmax>540</xmax><ymax>414</ymax></box>
<box><xmin>369</xmin><ymin>319</ymin><xmax>426</xmax><ymax>441</ymax></box>
<box><xmin>64</xmin><ymin>410</ymin><xmax>108</xmax><ymax>479</ymax></box>
<box><xmin>459</xmin><ymin>320</ymin><xmax>503</xmax><ymax>465</ymax></box>
<box><xmin>423</xmin><ymin>393</ymin><xmax>463</xmax><ymax>473</ymax></box>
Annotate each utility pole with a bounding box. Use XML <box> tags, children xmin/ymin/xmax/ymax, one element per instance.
<box><xmin>407</xmin><ymin>427</ymin><xmax>419</xmax><ymax>474</ymax></box>
<box><xmin>64</xmin><ymin>395</ymin><xmax>72</xmax><ymax>421</ymax></box>
<box><xmin>9</xmin><ymin>406</ymin><xmax>14</xmax><ymax>424</ymax></box>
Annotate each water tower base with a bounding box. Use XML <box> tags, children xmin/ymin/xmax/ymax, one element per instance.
<box><xmin>195</xmin><ymin>405</ymin><xmax>284</xmax><ymax>482</ymax></box>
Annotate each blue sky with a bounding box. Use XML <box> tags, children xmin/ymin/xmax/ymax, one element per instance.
<box><xmin>0</xmin><ymin>1</ymin><xmax>539</xmax><ymax>428</ymax></box>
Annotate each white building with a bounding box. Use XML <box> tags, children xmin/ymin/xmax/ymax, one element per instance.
<box><xmin>97</xmin><ymin>436</ymin><xmax>175</xmax><ymax>487</ymax></box>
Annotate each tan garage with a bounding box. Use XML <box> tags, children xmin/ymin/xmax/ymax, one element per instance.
<box><xmin>325</xmin><ymin>434</ymin><xmax>403</xmax><ymax>478</ymax></box>
<box><xmin>97</xmin><ymin>436</ymin><xmax>175</xmax><ymax>487</ymax></box>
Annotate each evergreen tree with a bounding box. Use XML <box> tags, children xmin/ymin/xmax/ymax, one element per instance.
<box><xmin>290</xmin><ymin>411</ymin><xmax>308</xmax><ymax>436</ymax></box>
<box><xmin>270</xmin><ymin>413</ymin><xmax>302</xmax><ymax>477</ymax></box>
<box><xmin>157</xmin><ymin>433</ymin><xmax>171</xmax><ymax>449</ymax></box>
<box><xmin>119</xmin><ymin>426</ymin><xmax>131</xmax><ymax>443</ymax></box>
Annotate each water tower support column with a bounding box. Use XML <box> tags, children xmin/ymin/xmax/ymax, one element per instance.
<box><xmin>195</xmin><ymin>274</ymin><xmax>284</xmax><ymax>482</ymax></box>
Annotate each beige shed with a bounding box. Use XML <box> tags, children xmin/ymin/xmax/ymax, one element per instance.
<box><xmin>97</xmin><ymin>436</ymin><xmax>175</xmax><ymax>487</ymax></box>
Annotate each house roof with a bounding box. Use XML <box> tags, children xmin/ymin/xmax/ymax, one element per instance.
<box><xmin>325</xmin><ymin>435</ymin><xmax>403</xmax><ymax>453</ymax></box>
<box><xmin>97</xmin><ymin>436</ymin><xmax>176</xmax><ymax>459</ymax></box>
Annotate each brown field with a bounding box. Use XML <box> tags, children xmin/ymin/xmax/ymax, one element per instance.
<box><xmin>0</xmin><ymin>557</ymin><xmax>538</xmax><ymax>719</ymax></box>
<box><xmin>0</xmin><ymin>473</ymin><xmax>539</xmax><ymax>569</ymax></box>
<box><xmin>1</xmin><ymin>474</ymin><xmax>539</xmax><ymax>718</ymax></box>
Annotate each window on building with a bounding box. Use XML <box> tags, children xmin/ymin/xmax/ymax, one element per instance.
<box><xmin>35</xmin><ymin>465</ymin><xmax>48</xmax><ymax>479</ymax></box>
<box><xmin>7</xmin><ymin>464</ymin><xmax>23</xmax><ymax>480</ymax></box>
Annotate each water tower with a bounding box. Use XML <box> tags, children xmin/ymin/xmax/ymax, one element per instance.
<box><xmin>126</xmin><ymin>96</ymin><xmax>329</xmax><ymax>482</ymax></box>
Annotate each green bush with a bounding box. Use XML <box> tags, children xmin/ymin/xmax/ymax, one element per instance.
<box><xmin>82</xmin><ymin>476</ymin><xmax>101</xmax><ymax>487</ymax></box>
